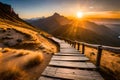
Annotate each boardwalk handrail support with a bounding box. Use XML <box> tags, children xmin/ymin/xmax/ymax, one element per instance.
<box><xmin>82</xmin><ymin>43</ymin><xmax>85</xmax><ymax>54</ymax></box>
<box><xmin>96</xmin><ymin>46</ymin><xmax>102</xmax><ymax>69</ymax></box>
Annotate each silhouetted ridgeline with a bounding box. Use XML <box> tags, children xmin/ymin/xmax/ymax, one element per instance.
<box><xmin>59</xmin><ymin>37</ymin><xmax>120</xmax><ymax>80</ymax></box>
<box><xmin>0</xmin><ymin>2</ymin><xmax>43</xmax><ymax>32</ymax></box>
<box><xmin>0</xmin><ymin>2</ymin><xmax>19</xmax><ymax>20</ymax></box>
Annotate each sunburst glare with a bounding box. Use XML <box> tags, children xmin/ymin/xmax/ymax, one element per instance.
<box><xmin>77</xmin><ymin>11</ymin><xmax>84</xmax><ymax>18</ymax></box>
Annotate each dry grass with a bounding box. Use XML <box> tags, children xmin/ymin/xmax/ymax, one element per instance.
<box><xmin>0</xmin><ymin>52</ymin><xmax>2</xmax><ymax>57</ymax></box>
<box><xmin>14</xmin><ymin>42</ymin><xmax>39</xmax><ymax>50</ymax></box>
<box><xmin>1</xmin><ymin>48</ymin><xmax>10</xmax><ymax>53</ymax></box>
<box><xmin>84</xmin><ymin>46</ymin><xmax>120</xmax><ymax>80</ymax></box>
<box><xmin>0</xmin><ymin>19</ymin><xmax>58</xmax><ymax>80</ymax></box>
<box><xmin>0</xmin><ymin>25</ymin><xmax>57</xmax><ymax>53</ymax></box>
<box><xmin>0</xmin><ymin>66</ymin><xmax>27</xmax><ymax>80</ymax></box>
<box><xmin>0</xmin><ymin>49</ymin><xmax>44</xmax><ymax>80</ymax></box>
<box><xmin>15</xmin><ymin>52</ymin><xmax>29</xmax><ymax>57</ymax></box>
<box><xmin>24</xmin><ymin>54</ymin><xmax>43</xmax><ymax>69</ymax></box>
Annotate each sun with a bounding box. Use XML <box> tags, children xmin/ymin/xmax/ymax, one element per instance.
<box><xmin>77</xmin><ymin>11</ymin><xmax>84</xmax><ymax>18</ymax></box>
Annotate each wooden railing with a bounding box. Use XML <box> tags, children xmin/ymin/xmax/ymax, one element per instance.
<box><xmin>64</xmin><ymin>39</ymin><xmax>102</xmax><ymax>68</ymax></box>
<box><xmin>58</xmin><ymin>37</ymin><xmax>120</xmax><ymax>79</ymax></box>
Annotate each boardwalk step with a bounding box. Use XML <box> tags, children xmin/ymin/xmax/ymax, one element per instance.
<box><xmin>51</xmin><ymin>60</ymin><xmax>88</xmax><ymax>62</ymax></box>
<box><xmin>60</xmin><ymin>48</ymin><xmax>78</xmax><ymax>51</ymax></box>
<box><xmin>52</xmin><ymin>56</ymin><xmax>87</xmax><ymax>58</ymax></box>
<box><xmin>49</xmin><ymin>61</ymin><xmax>96</xmax><ymax>70</ymax></box>
<box><xmin>60</xmin><ymin>51</ymin><xmax>80</xmax><ymax>53</ymax></box>
<box><xmin>54</xmin><ymin>53</ymin><xmax>84</xmax><ymax>56</ymax></box>
<box><xmin>52</xmin><ymin>56</ymin><xmax>89</xmax><ymax>62</ymax></box>
<box><xmin>40</xmin><ymin>75</ymin><xmax>73</xmax><ymax>80</ymax></box>
<box><xmin>57</xmin><ymin>52</ymin><xmax>81</xmax><ymax>54</ymax></box>
<box><xmin>40</xmin><ymin>67</ymin><xmax>104</xmax><ymax>80</ymax></box>
<box><xmin>39</xmin><ymin>76</ymin><xmax>57</xmax><ymax>80</ymax></box>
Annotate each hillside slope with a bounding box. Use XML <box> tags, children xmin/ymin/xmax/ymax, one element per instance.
<box><xmin>27</xmin><ymin>13</ymin><xmax>120</xmax><ymax>47</ymax></box>
<box><xmin>0</xmin><ymin>2</ymin><xmax>58</xmax><ymax>80</ymax></box>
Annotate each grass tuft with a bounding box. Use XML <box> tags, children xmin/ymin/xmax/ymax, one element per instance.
<box><xmin>24</xmin><ymin>54</ymin><xmax>43</xmax><ymax>69</ymax></box>
<box><xmin>1</xmin><ymin>48</ymin><xmax>10</xmax><ymax>53</ymax></box>
<box><xmin>0</xmin><ymin>67</ymin><xmax>26</xmax><ymax>80</ymax></box>
<box><xmin>15</xmin><ymin>52</ymin><xmax>29</xmax><ymax>57</ymax></box>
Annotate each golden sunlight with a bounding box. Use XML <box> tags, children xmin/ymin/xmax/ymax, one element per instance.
<box><xmin>76</xmin><ymin>11</ymin><xmax>84</xmax><ymax>18</ymax></box>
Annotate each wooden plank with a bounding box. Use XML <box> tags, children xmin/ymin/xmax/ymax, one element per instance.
<box><xmin>60</xmin><ymin>51</ymin><xmax>79</xmax><ymax>53</ymax></box>
<box><xmin>49</xmin><ymin>61</ymin><xmax>96</xmax><ymax>69</ymax></box>
<box><xmin>39</xmin><ymin>76</ymin><xmax>54</xmax><ymax>80</ymax></box>
<box><xmin>40</xmin><ymin>67</ymin><xmax>104</xmax><ymax>80</ymax></box>
<box><xmin>60</xmin><ymin>48</ymin><xmax>78</xmax><ymax>51</ymax></box>
<box><xmin>52</xmin><ymin>56</ymin><xmax>89</xmax><ymax>62</ymax></box>
<box><xmin>52</xmin><ymin>56</ymin><xmax>88</xmax><ymax>59</ymax></box>
<box><xmin>57</xmin><ymin>52</ymin><xmax>81</xmax><ymax>54</ymax></box>
<box><xmin>60</xmin><ymin>50</ymin><xmax>78</xmax><ymax>52</ymax></box>
<box><xmin>54</xmin><ymin>53</ymin><xmax>85</xmax><ymax>56</ymax></box>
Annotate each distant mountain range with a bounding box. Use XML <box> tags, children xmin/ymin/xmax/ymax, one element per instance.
<box><xmin>89</xmin><ymin>19</ymin><xmax>120</xmax><ymax>34</ymax></box>
<box><xmin>26</xmin><ymin>13</ymin><xmax>120</xmax><ymax>47</ymax></box>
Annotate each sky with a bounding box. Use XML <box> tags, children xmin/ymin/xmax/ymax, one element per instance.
<box><xmin>0</xmin><ymin>0</ymin><xmax>120</xmax><ymax>19</ymax></box>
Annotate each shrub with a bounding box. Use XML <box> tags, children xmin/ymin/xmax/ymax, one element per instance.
<box><xmin>24</xmin><ymin>55</ymin><xmax>43</xmax><ymax>69</ymax></box>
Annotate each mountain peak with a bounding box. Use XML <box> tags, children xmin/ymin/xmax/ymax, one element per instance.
<box><xmin>53</xmin><ymin>12</ymin><xmax>60</xmax><ymax>17</ymax></box>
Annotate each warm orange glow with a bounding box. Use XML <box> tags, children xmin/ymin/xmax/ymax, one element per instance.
<box><xmin>76</xmin><ymin>11</ymin><xmax>84</xmax><ymax>18</ymax></box>
<box><xmin>83</xmin><ymin>11</ymin><xmax>120</xmax><ymax>19</ymax></box>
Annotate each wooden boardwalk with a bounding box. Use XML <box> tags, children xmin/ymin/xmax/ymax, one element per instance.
<box><xmin>38</xmin><ymin>38</ymin><xmax>104</xmax><ymax>80</ymax></box>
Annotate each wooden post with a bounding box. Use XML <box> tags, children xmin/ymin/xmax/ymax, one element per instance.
<box><xmin>75</xmin><ymin>42</ymin><xmax>77</xmax><ymax>49</ymax></box>
<box><xmin>72</xmin><ymin>42</ymin><xmax>74</xmax><ymax>47</ymax></box>
<box><xmin>82</xmin><ymin>43</ymin><xmax>85</xmax><ymax>54</ymax></box>
<box><xmin>68</xmin><ymin>40</ymin><xmax>70</xmax><ymax>44</ymax></box>
<box><xmin>96</xmin><ymin>46</ymin><xmax>102</xmax><ymax>69</ymax></box>
<box><xmin>73</xmin><ymin>42</ymin><xmax>75</xmax><ymax>48</ymax></box>
<box><xmin>70</xmin><ymin>41</ymin><xmax>72</xmax><ymax>46</ymax></box>
<box><xmin>74</xmin><ymin>42</ymin><xmax>76</xmax><ymax>48</ymax></box>
<box><xmin>69</xmin><ymin>41</ymin><xmax>70</xmax><ymax>45</ymax></box>
<box><xmin>70</xmin><ymin>41</ymin><xmax>72</xmax><ymax>47</ymax></box>
<box><xmin>77</xmin><ymin>43</ymin><xmax>80</xmax><ymax>50</ymax></box>
<box><xmin>64</xmin><ymin>40</ymin><xmax>66</xmax><ymax>43</ymax></box>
